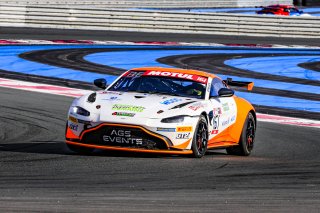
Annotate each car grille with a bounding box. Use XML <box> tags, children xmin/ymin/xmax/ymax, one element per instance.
<box><xmin>81</xmin><ymin>124</ymin><xmax>169</xmax><ymax>150</ymax></box>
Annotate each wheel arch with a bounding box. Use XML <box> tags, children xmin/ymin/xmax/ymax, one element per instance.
<box><xmin>200</xmin><ymin>111</ymin><xmax>209</xmax><ymax>124</ymax></box>
<box><xmin>230</xmin><ymin>96</ymin><xmax>256</xmax><ymax>142</ymax></box>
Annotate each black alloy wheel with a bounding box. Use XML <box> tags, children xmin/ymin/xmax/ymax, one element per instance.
<box><xmin>191</xmin><ymin>115</ymin><xmax>208</xmax><ymax>158</ymax></box>
<box><xmin>226</xmin><ymin>112</ymin><xmax>256</xmax><ymax>156</ymax></box>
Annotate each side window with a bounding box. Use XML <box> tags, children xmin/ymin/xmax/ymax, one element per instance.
<box><xmin>210</xmin><ymin>78</ymin><xmax>226</xmax><ymax>97</ymax></box>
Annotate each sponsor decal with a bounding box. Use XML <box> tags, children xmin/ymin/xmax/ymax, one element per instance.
<box><xmin>103</xmin><ymin>96</ymin><xmax>120</xmax><ymax>101</ymax></box>
<box><xmin>209</xmin><ymin>110</ymin><xmax>220</xmax><ymax>129</ymax></box>
<box><xmin>143</xmin><ymin>71</ymin><xmax>208</xmax><ymax>83</ymax></box>
<box><xmin>222</xmin><ymin>119</ymin><xmax>230</xmax><ymax>126</ymax></box>
<box><xmin>157</xmin><ymin>127</ymin><xmax>176</xmax><ymax>132</ymax></box>
<box><xmin>211</xmin><ymin>130</ymin><xmax>219</xmax><ymax>135</ymax></box>
<box><xmin>176</xmin><ymin>133</ymin><xmax>190</xmax><ymax>139</ymax></box>
<box><xmin>230</xmin><ymin>115</ymin><xmax>236</xmax><ymax>122</ymax></box>
<box><xmin>212</xmin><ymin>115</ymin><xmax>219</xmax><ymax>129</ymax></box>
<box><xmin>69</xmin><ymin>123</ymin><xmax>78</xmax><ymax>131</ymax></box>
<box><xmin>188</xmin><ymin>103</ymin><xmax>206</xmax><ymax>111</ymax></box>
<box><xmin>103</xmin><ymin>129</ymin><xmax>143</xmax><ymax>145</ymax></box>
<box><xmin>160</xmin><ymin>98</ymin><xmax>182</xmax><ymax>105</ymax></box>
<box><xmin>68</xmin><ymin>115</ymin><xmax>78</xmax><ymax>123</ymax></box>
<box><xmin>177</xmin><ymin>126</ymin><xmax>193</xmax><ymax>132</ymax></box>
<box><xmin>222</xmin><ymin>103</ymin><xmax>230</xmax><ymax>111</ymax></box>
<box><xmin>112</xmin><ymin>112</ymin><xmax>135</xmax><ymax>117</ymax></box>
<box><xmin>99</xmin><ymin>91</ymin><xmax>120</xmax><ymax>95</ymax></box>
<box><xmin>112</xmin><ymin>104</ymin><xmax>145</xmax><ymax>112</ymax></box>
<box><xmin>124</xmin><ymin>71</ymin><xmax>144</xmax><ymax>78</ymax></box>
<box><xmin>212</xmin><ymin>107</ymin><xmax>222</xmax><ymax>115</ymax></box>
<box><xmin>207</xmin><ymin>83</ymin><xmax>211</xmax><ymax>92</ymax></box>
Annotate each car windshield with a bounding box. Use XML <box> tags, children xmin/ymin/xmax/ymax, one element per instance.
<box><xmin>108</xmin><ymin>70</ymin><xmax>207</xmax><ymax>99</ymax></box>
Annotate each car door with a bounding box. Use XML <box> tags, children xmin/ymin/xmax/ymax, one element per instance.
<box><xmin>208</xmin><ymin>78</ymin><xmax>237</xmax><ymax>143</ymax></box>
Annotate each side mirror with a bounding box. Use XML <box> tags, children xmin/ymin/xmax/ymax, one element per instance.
<box><xmin>94</xmin><ymin>78</ymin><xmax>107</xmax><ymax>89</ymax></box>
<box><xmin>218</xmin><ymin>88</ymin><xmax>234</xmax><ymax>97</ymax></box>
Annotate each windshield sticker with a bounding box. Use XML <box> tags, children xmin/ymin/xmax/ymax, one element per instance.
<box><xmin>143</xmin><ymin>71</ymin><xmax>208</xmax><ymax>84</ymax></box>
<box><xmin>124</xmin><ymin>71</ymin><xmax>144</xmax><ymax>78</ymax></box>
<box><xmin>112</xmin><ymin>104</ymin><xmax>145</xmax><ymax>112</ymax></box>
<box><xmin>161</xmin><ymin>98</ymin><xmax>182</xmax><ymax>105</ymax></box>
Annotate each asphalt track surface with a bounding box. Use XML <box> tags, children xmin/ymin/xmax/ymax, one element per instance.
<box><xmin>1</xmin><ymin>29</ymin><xmax>320</xmax><ymax>212</ymax></box>
<box><xmin>1</xmin><ymin>87</ymin><xmax>320</xmax><ymax>212</ymax></box>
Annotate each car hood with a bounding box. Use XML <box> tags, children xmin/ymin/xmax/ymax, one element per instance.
<box><xmin>96</xmin><ymin>91</ymin><xmax>199</xmax><ymax>122</ymax></box>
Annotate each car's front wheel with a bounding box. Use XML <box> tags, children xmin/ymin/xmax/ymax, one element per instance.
<box><xmin>191</xmin><ymin>115</ymin><xmax>208</xmax><ymax>158</ymax></box>
<box><xmin>226</xmin><ymin>112</ymin><xmax>256</xmax><ymax>156</ymax></box>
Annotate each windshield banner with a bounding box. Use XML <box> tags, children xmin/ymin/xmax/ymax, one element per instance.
<box><xmin>142</xmin><ymin>70</ymin><xmax>208</xmax><ymax>84</ymax></box>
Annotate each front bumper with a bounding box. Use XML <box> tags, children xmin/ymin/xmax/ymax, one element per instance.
<box><xmin>66</xmin><ymin>123</ymin><xmax>193</xmax><ymax>155</ymax></box>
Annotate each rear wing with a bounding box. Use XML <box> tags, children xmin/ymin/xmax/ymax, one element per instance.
<box><xmin>223</xmin><ymin>78</ymin><xmax>254</xmax><ymax>91</ymax></box>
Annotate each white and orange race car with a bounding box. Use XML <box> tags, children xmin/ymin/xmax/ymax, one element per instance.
<box><xmin>66</xmin><ymin>67</ymin><xmax>256</xmax><ymax>158</ymax></box>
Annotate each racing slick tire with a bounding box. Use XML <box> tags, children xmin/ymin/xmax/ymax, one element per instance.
<box><xmin>226</xmin><ymin>112</ymin><xmax>256</xmax><ymax>156</ymax></box>
<box><xmin>66</xmin><ymin>143</ymin><xmax>94</xmax><ymax>154</ymax></box>
<box><xmin>191</xmin><ymin>115</ymin><xmax>208</xmax><ymax>158</ymax></box>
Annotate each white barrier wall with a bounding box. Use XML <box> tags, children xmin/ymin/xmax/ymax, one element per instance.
<box><xmin>0</xmin><ymin>0</ymin><xmax>293</xmax><ymax>8</ymax></box>
<box><xmin>0</xmin><ymin>5</ymin><xmax>318</xmax><ymax>38</ymax></box>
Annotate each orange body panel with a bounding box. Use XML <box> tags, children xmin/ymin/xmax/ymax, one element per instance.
<box><xmin>66</xmin><ymin>127</ymin><xmax>80</xmax><ymax>139</ymax></box>
<box><xmin>172</xmin><ymin>139</ymin><xmax>192</xmax><ymax>150</ymax></box>
<box><xmin>206</xmin><ymin>96</ymin><xmax>255</xmax><ymax>148</ymax></box>
<box><xmin>228</xmin><ymin>96</ymin><xmax>255</xmax><ymax>142</ymax></box>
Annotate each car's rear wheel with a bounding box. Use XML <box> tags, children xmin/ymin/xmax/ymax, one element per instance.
<box><xmin>226</xmin><ymin>112</ymin><xmax>256</xmax><ymax>156</ymax></box>
<box><xmin>191</xmin><ymin>115</ymin><xmax>208</xmax><ymax>158</ymax></box>
<box><xmin>66</xmin><ymin>143</ymin><xmax>94</xmax><ymax>154</ymax></box>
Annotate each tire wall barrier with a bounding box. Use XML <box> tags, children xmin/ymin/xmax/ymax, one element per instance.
<box><xmin>0</xmin><ymin>4</ymin><xmax>319</xmax><ymax>38</ymax></box>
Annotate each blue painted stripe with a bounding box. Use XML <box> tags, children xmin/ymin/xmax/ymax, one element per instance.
<box><xmin>1</xmin><ymin>45</ymin><xmax>320</xmax><ymax>113</ymax></box>
<box><xmin>85</xmin><ymin>49</ymin><xmax>320</xmax><ymax>71</ymax></box>
<box><xmin>224</xmin><ymin>56</ymin><xmax>320</xmax><ymax>81</ymax></box>
<box><xmin>236</xmin><ymin>91</ymin><xmax>320</xmax><ymax>113</ymax></box>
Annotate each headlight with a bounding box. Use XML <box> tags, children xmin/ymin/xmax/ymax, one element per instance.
<box><xmin>87</xmin><ymin>92</ymin><xmax>96</xmax><ymax>103</ymax></box>
<box><xmin>161</xmin><ymin>115</ymin><xmax>186</xmax><ymax>123</ymax></box>
<box><xmin>72</xmin><ymin>106</ymin><xmax>90</xmax><ymax>116</ymax></box>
